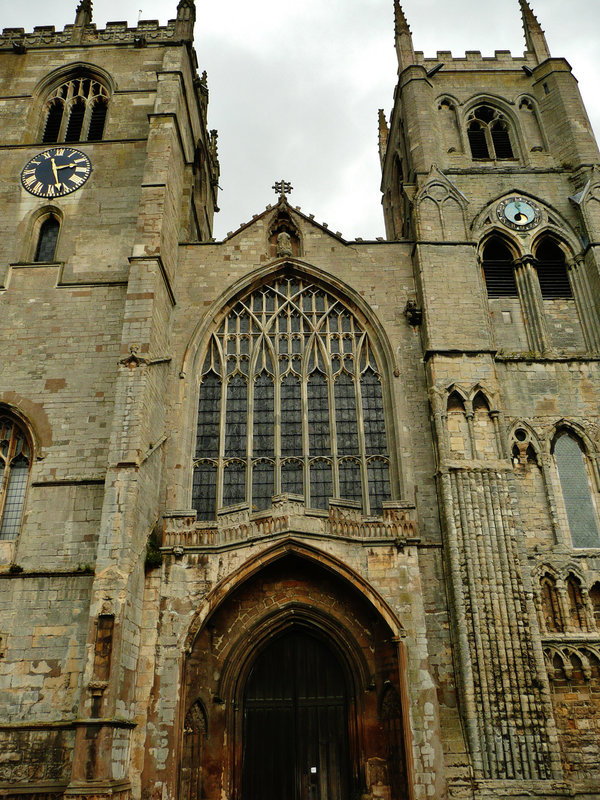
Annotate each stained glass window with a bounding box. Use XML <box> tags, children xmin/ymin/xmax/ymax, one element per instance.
<box><xmin>192</xmin><ymin>277</ymin><xmax>392</xmax><ymax>518</ymax></box>
<box><xmin>0</xmin><ymin>416</ymin><xmax>32</xmax><ymax>540</ymax></box>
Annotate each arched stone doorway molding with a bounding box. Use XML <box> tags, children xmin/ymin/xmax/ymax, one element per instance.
<box><xmin>180</xmin><ymin>543</ymin><xmax>414</xmax><ymax>800</ymax></box>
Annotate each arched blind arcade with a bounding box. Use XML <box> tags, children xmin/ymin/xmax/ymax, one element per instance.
<box><xmin>193</xmin><ymin>278</ymin><xmax>392</xmax><ymax>519</ymax></box>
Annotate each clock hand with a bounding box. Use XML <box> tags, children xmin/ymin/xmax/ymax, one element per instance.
<box><xmin>51</xmin><ymin>158</ymin><xmax>59</xmax><ymax>184</ymax></box>
<box><xmin>56</xmin><ymin>162</ymin><xmax>80</xmax><ymax>170</ymax></box>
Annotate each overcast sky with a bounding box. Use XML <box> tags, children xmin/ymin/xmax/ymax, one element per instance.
<box><xmin>3</xmin><ymin>0</ymin><xmax>599</xmax><ymax>240</ymax></box>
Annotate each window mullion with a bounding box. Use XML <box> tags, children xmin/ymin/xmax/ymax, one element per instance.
<box><xmin>355</xmin><ymin>348</ymin><xmax>370</xmax><ymax>514</ymax></box>
<box><xmin>301</xmin><ymin>353</ymin><xmax>310</xmax><ymax>507</ymax></box>
<box><xmin>0</xmin><ymin>459</ymin><xmax>9</xmax><ymax>524</ymax></box>
<box><xmin>326</xmin><ymin>345</ymin><xmax>339</xmax><ymax>500</ymax></box>
<box><xmin>485</xmin><ymin>124</ymin><xmax>495</xmax><ymax>161</ymax></box>
<box><xmin>216</xmin><ymin>365</ymin><xmax>227</xmax><ymax>513</ymax></box>
<box><xmin>274</xmin><ymin>353</ymin><xmax>282</xmax><ymax>497</ymax></box>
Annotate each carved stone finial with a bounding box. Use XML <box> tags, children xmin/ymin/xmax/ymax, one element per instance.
<box><xmin>272</xmin><ymin>180</ymin><xmax>293</xmax><ymax>202</ymax></box>
<box><xmin>519</xmin><ymin>0</ymin><xmax>550</xmax><ymax>63</ymax></box>
<box><xmin>74</xmin><ymin>0</ymin><xmax>93</xmax><ymax>27</ymax></box>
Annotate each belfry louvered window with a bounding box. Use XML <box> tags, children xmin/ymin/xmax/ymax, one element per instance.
<box><xmin>0</xmin><ymin>415</ymin><xmax>32</xmax><ymax>540</ymax></box>
<box><xmin>42</xmin><ymin>76</ymin><xmax>109</xmax><ymax>144</ymax></box>
<box><xmin>193</xmin><ymin>278</ymin><xmax>392</xmax><ymax>519</ymax></box>
<box><xmin>467</xmin><ymin>106</ymin><xmax>514</xmax><ymax>161</ymax></box>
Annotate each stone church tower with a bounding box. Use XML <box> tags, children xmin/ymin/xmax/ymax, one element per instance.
<box><xmin>0</xmin><ymin>1</ymin><xmax>599</xmax><ymax>799</ymax></box>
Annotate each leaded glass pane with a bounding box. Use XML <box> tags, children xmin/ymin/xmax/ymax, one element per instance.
<box><xmin>35</xmin><ymin>217</ymin><xmax>60</xmax><ymax>263</ymax></box>
<box><xmin>310</xmin><ymin>460</ymin><xmax>332</xmax><ymax>510</ymax></box>
<box><xmin>225</xmin><ymin>376</ymin><xmax>247</xmax><ymax>458</ymax></box>
<box><xmin>334</xmin><ymin>373</ymin><xmax>359</xmax><ymax>455</ymax></box>
<box><xmin>252</xmin><ymin>460</ymin><xmax>274</xmax><ymax>511</ymax></box>
<box><xmin>0</xmin><ymin>457</ymin><xmax>28</xmax><ymax>540</ymax></box>
<box><xmin>555</xmin><ymin>435</ymin><xmax>600</xmax><ymax>548</ymax></box>
<box><xmin>308</xmin><ymin>371</ymin><xmax>329</xmax><ymax>456</ymax></box>
<box><xmin>339</xmin><ymin>459</ymin><xmax>362</xmax><ymax>504</ymax></box>
<box><xmin>196</xmin><ymin>373</ymin><xmax>221</xmax><ymax>458</ymax></box>
<box><xmin>361</xmin><ymin>369</ymin><xmax>387</xmax><ymax>454</ymax></box>
<box><xmin>367</xmin><ymin>458</ymin><xmax>391</xmax><ymax>516</ymax></box>
<box><xmin>223</xmin><ymin>461</ymin><xmax>246</xmax><ymax>507</ymax></box>
<box><xmin>192</xmin><ymin>462</ymin><xmax>217</xmax><ymax>521</ymax></box>
<box><xmin>281</xmin><ymin>459</ymin><xmax>303</xmax><ymax>496</ymax></box>
<box><xmin>253</xmin><ymin>372</ymin><xmax>274</xmax><ymax>457</ymax></box>
<box><xmin>281</xmin><ymin>374</ymin><xmax>302</xmax><ymax>457</ymax></box>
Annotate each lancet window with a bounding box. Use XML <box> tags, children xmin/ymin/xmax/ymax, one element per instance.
<box><xmin>553</xmin><ymin>432</ymin><xmax>600</xmax><ymax>548</ymax></box>
<box><xmin>192</xmin><ymin>278</ymin><xmax>392</xmax><ymax>519</ymax></box>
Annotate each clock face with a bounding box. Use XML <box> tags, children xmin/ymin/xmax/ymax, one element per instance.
<box><xmin>497</xmin><ymin>197</ymin><xmax>541</xmax><ymax>231</ymax></box>
<box><xmin>21</xmin><ymin>147</ymin><xmax>92</xmax><ymax>198</ymax></box>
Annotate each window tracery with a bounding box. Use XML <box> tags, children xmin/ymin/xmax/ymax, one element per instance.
<box><xmin>0</xmin><ymin>414</ymin><xmax>32</xmax><ymax>540</ymax></box>
<box><xmin>467</xmin><ymin>106</ymin><xmax>515</xmax><ymax>160</ymax></box>
<box><xmin>42</xmin><ymin>76</ymin><xmax>109</xmax><ymax>144</ymax></box>
<box><xmin>192</xmin><ymin>277</ymin><xmax>392</xmax><ymax>518</ymax></box>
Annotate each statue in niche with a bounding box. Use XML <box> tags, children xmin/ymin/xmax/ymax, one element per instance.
<box><xmin>276</xmin><ymin>230</ymin><xmax>293</xmax><ymax>257</ymax></box>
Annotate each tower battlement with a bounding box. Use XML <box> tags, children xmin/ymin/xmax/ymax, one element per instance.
<box><xmin>0</xmin><ymin>18</ymin><xmax>180</xmax><ymax>49</ymax></box>
<box><xmin>414</xmin><ymin>49</ymin><xmax>540</xmax><ymax>71</ymax></box>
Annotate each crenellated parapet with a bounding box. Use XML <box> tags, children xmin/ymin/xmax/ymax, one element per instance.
<box><xmin>0</xmin><ymin>18</ymin><xmax>179</xmax><ymax>49</ymax></box>
<box><xmin>414</xmin><ymin>49</ymin><xmax>539</xmax><ymax>71</ymax></box>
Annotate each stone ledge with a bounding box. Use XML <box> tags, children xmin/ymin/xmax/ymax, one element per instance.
<box><xmin>162</xmin><ymin>497</ymin><xmax>418</xmax><ymax>550</ymax></box>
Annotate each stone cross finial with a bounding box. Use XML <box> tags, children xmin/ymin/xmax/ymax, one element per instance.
<box><xmin>75</xmin><ymin>0</ymin><xmax>93</xmax><ymax>27</ymax></box>
<box><xmin>272</xmin><ymin>180</ymin><xmax>293</xmax><ymax>201</ymax></box>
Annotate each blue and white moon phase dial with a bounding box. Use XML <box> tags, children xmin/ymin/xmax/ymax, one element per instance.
<box><xmin>497</xmin><ymin>197</ymin><xmax>541</xmax><ymax>231</ymax></box>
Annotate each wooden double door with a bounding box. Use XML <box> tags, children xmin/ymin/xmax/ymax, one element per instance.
<box><xmin>242</xmin><ymin>630</ymin><xmax>350</xmax><ymax>800</ymax></box>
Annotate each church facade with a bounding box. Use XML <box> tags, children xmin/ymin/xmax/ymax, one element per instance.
<box><xmin>1</xmin><ymin>1</ymin><xmax>600</xmax><ymax>799</ymax></box>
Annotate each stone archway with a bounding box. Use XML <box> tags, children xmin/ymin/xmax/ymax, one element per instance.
<box><xmin>180</xmin><ymin>553</ymin><xmax>410</xmax><ymax>800</ymax></box>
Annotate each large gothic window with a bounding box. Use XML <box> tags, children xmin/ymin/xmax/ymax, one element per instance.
<box><xmin>42</xmin><ymin>76</ymin><xmax>109</xmax><ymax>144</ymax></box>
<box><xmin>0</xmin><ymin>415</ymin><xmax>32</xmax><ymax>539</ymax></box>
<box><xmin>192</xmin><ymin>277</ymin><xmax>392</xmax><ymax>519</ymax></box>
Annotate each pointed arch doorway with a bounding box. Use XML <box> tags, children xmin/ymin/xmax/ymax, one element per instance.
<box><xmin>242</xmin><ymin>628</ymin><xmax>350</xmax><ymax>800</ymax></box>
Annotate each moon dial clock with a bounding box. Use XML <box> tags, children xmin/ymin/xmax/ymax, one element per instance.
<box><xmin>497</xmin><ymin>197</ymin><xmax>542</xmax><ymax>232</ymax></box>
